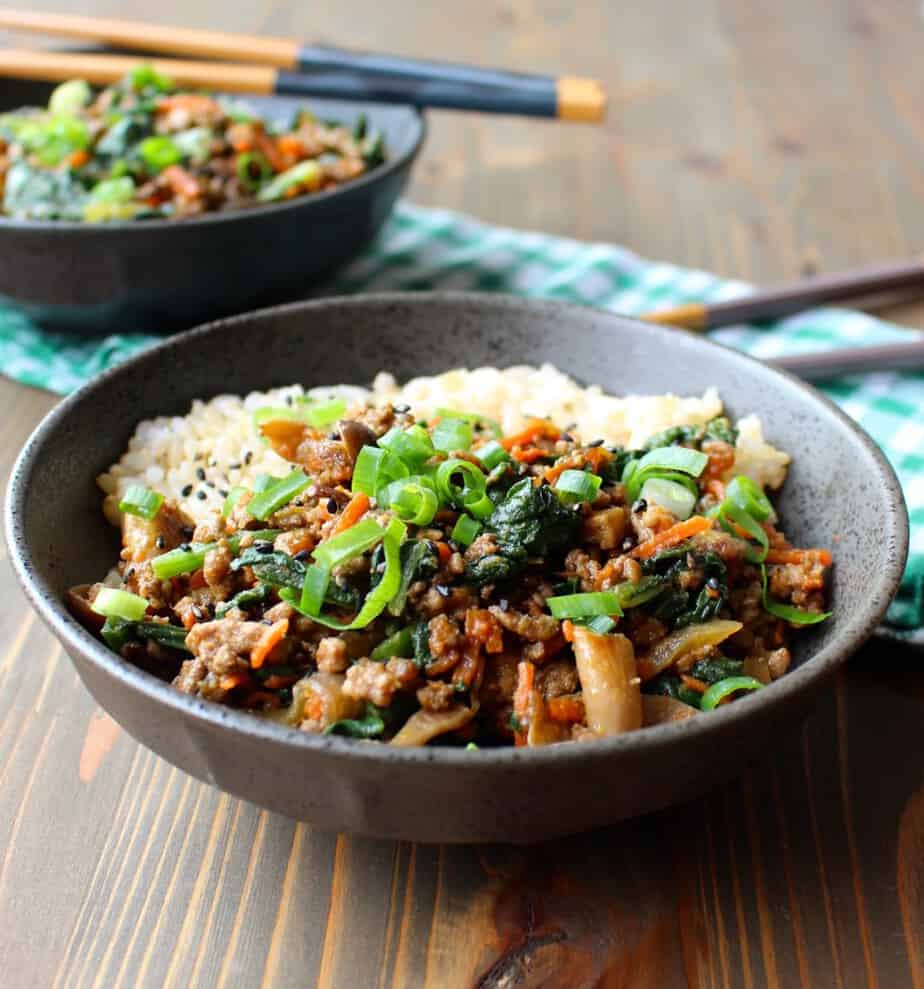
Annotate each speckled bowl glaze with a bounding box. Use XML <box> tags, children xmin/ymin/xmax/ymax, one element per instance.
<box><xmin>5</xmin><ymin>294</ymin><xmax>908</xmax><ymax>843</ymax></box>
<box><xmin>0</xmin><ymin>76</ymin><xmax>424</xmax><ymax>335</ymax></box>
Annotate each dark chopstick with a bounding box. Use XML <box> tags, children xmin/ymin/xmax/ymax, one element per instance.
<box><xmin>643</xmin><ymin>258</ymin><xmax>924</xmax><ymax>331</ymax></box>
<box><xmin>772</xmin><ymin>339</ymin><xmax>924</xmax><ymax>381</ymax></box>
<box><xmin>0</xmin><ymin>9</ymin><xmax>607</xmax><ymax>122</ymax></box>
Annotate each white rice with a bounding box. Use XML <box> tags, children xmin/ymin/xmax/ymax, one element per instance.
<box><xmin>97</xmin><ymin>364</ymin><xmax>789</xmax><ymax>525</ymax></box>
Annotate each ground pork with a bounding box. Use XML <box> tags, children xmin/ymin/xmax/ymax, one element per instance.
<box><xmin>342</xmin><ymin>658</ymin><xmax>418</xmax><ymax>706</ymax></box>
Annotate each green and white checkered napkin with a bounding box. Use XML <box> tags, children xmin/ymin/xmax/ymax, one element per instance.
<box><xmin>2</xmin><ymin>201</ymin><xmax>922</xmax><ymax>640</ymax></box>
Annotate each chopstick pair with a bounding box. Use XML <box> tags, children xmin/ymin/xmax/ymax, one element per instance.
<box><xmin>0</xmin><ymin>9</ymin><xmax>607</xmax><ymax>121</ymax></box>
<box><xmin>640</xmin><ymin>257</ymin><xmax>924</xmax><ymax>380</ymax></box>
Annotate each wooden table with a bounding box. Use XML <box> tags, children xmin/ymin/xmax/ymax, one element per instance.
<box><xmin>1</xmin><ymin>2</ymin><xmax>922</xmax><ymax>986</ymax></box>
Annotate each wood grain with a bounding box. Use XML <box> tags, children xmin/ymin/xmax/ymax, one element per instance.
<box><xmin>0</xmin><ymin>1</ymin><xmax>923</xmax><ymax>987</ymax></box>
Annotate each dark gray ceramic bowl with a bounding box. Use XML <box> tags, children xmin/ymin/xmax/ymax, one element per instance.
<box><xmin>5</xmin><ymin>294</ymin><xmax>908</xmax><ymax>843</ymax></box>
<box><xmin>0</xmin><ymin>77</ymin><xmax>423</xmax><ymax>335</ymax></box>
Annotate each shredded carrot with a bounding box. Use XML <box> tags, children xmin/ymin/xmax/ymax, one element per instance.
<box><xmin>500</xmin><ymin>419</ymin><xmax>560</xmax><ymax>451</ymax></box>
<box><xmin>276</xmin><ymin>133</ymin><xmax>304</xmax><ymax>164</ymax></box>
<box><xmin>547</xmin><ymin>695</ymin><xmax>585</xmax><ymax>723</ymax></box>
<box><xmin>511</xmin><ymin>447</ymin><xmax>551</xmax><ymax>464</ymax></box>
<box><xmin>765</xmin><ymin>548</ymin><xmax>833</xmax><ymax>566</ymax></box>
<box><xmin>435</xmin><ymin>541</ymin><xmax>452</xmax><ymax>565</ymax></box>
<box><xmin>632</xmin><ymin>515</ymin><xmax>712</xmax><ymax>560</ymax></box>
<box><xmin>250</xmin><ymin>618</ymin><xmax>288</xmax><ymax>670</ymax></box>
<box><xmin>68</xmin><ymin>149</ymin><xmax>90</xmax><ymax>169</ymax></box>
<box><xmin>219</xmin><ymin>672</ymin><xmax>249</xmax><ymax>692</ymax></box>
<box><xmin>512</xmin><ymin>661</ymin><xmax>535</xmax><ymax>746</ymax></box>
<box><xmin>330</xmin><ymin>492</ymin><xmax>370</xmax><ymax>536</ymax></box>
<box><xmin>561</xmin><ymin>619</ymin><xmax>575</xmax><ymax>643</ymax></box>
<box><xmin>680</xmin><ymin>674</ymin><xmax>708</xmax><ymax>694</ymax></box>
<box><xmin>162</xmin><ymin>164</ymin><xmax>200</xmax><ymax>200</ymax></box>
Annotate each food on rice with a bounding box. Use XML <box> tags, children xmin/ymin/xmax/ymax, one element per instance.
<box><xmin>73</xmin><ymin>365</ymin><xmax>831</xmax><ymax>748</ymax></box>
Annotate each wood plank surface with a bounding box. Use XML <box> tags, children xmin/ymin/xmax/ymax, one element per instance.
<box><xmin>0</xmin><ymin>1</ymin><xmax>922</xmax><ymax>987</ymax></box>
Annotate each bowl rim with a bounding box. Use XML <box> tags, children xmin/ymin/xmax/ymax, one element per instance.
<box><xmin>0</xmin><ymin>100</ymin><xmax>426</xmax><ymax>234</ymax></box>
<box><xmin>5</xmin><ymin>291</ymin><xmax>910</xmax><ymax>768</ymax></box>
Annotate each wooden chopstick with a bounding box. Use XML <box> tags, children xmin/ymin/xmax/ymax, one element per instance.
<box><xmin>643</xmin><ymin>258</ymin><xmax>924</xmax><ymax>330</ymax></box>
<box><xmin>0</xmin><ymin>9</ymin><xmax>607</xmax><ymax>122</ymax></box>
<box><xmin>773</xmin><ymin>339</ymin><xmax>924</xmax><ymax>381</ymax></box>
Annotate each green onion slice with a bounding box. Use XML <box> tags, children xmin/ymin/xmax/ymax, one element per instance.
<box><xmin>118</xmin><ymin>484</ymin><xmax>164</xmax><ymax>520</ymax></box>
<box><xmin>378</xmin><ymin>425</ymin><xmax>434</xmax><ymax>469</ymax></box>
<box><xmin>450</xmin><ymin>514</ymin><xmax>481</xmax><ymax>547</ymax></box>
<box><xmin>624</xmin><ymin>446</ymin><xmax>709</xmax><ymax>502</ymax></box>
<box><xmin>761</xmin><ymin>565</ymin><xmax>832</xmax><ymax>625</ymax></box>
<box><xmin>370</xmin><ymin>626</ymin><xmax>413</xmax><ymax>661</ymax></box>
<box><xmin>474</xmin><ymin>440</ymin><xmax>510</xmax><ymax>470</ymax></box>
<box><xmin>381</xmin><ymin>477</ymin><xmax>439</xmax><ymax>526</ymax></box>
<box><xmin>547</xmin><ymin>591</ymin><xmax>623</xmax><ymax>619</ymax></box>
<box><xmin>151</xmin><ymin>529</ymin><xmax>279</xmax><ymax>579</ymax></box>
<box><xmin>431</xmin><ymin>417</ymin><xmax>473</xmax><ymax>453</ymax></box>
<box><xmin>554</xmin><ymin>469</ymin><xmax>602</xmax><ymax>504</ymax></box>
<box><xmin>285</xmin><ymin>518</ymin><xmax>407</xmax><ymax>630</ymax></box>
<box><xmin>252</xmin><ymin>473</ymin><xmax>278</xmax><ymax>493</ymax></box>
<box><xmin>301</xmin><ymin>396</ymin><xmax>346</xmax><ymax>427</ymax></box>
<box><xmin>435</xmin><ymin>458</ymin><xmax>491</xmax><ymax>517</ymax></box>
<box><xmin>715</xmin><ymin>499</ymin><xmax>769</xmax><ymax>562</ymax></box>
<box><xmin>92</xmin><ymin>587</ymin><xmax>149</xmax><ymax>622</ymax></box>
<box><xmin>313</xmin><ymin>518</ymin><xmax>389</xmax><ymax>571</ymax></box>
<box><xmin>352</xmin><ymin>446</ymin><xmax>408</xmax><ymax>497</ymax></box>
<box><xmin>614</xmin><ymin>576</ymin><xmax>664</xmax><ymax>608</ymax></box>
<box><xmin>138</xmin><ymin>135</ymin><xmax>182</xmax><ymax>172</ymax></box>
<box><xmin>700</xmin><ymin>676</ymin><xmax>763</xmax><ymax>710</ymax></box>
<box><xmin>236</xmin><ymin>150</ymin><xmax>272</xmax><ymax>191</ymax></box>
<box><xmin>246</xmin><ymin>469</ymin><xmax>311</xmax><ymax>521</ymax></box>
<box><xmin>640</xmin><ymin>477</ymin><xmax>696</xmax><ymax>520</ymax></box>
<box><xmin>726</xmin><ymin>475</ymin><xmax>772</xmax><ymax>522</ymax></box>
<box><xmin>435</xmin><ymin>408</ymin><xmax>503</xmax><ymax>438</ymax></box>
<box><xmin>581</xmin><ymin>614</ymin><xmax>617</xmax><ymax>634</ymax></box>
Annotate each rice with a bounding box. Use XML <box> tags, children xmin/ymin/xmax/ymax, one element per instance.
<box><xmin>97</xmin><ymin>364</ymin><xmax>788</xmax><ymax>525</ymax></box>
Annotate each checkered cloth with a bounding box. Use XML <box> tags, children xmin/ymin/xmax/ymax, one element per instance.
<box><xmin>2</xmin><ymin>201</ymin><xmax>922</xmax><ymax>640</ymax></box>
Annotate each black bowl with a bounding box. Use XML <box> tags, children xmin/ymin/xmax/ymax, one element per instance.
<box><xmin>0</xmin><ymin>78</ymin><xmax>424</xmax><ymax>335</ymax></box>
<box><xmin>5</xmin><ymin>294</ymin><xmax>909</xmax><ymax>843</ymax></box>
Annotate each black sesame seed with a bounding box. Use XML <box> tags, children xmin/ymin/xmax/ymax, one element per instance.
<box><xmin>124</xmin><ymin>566</ymin><xmax>135</xmax><ymax>579</ymax></box>
<box><xmin>205</xmin><ymin>481</ymin><xmax>216</xmax><ymax>489</ymax></box>
<box><xmin>285</xmin><ymin>395</ymin><xmax>294</xmax><ymax>406</ymax></box>
<box><xmin>195</xmin><ymin>467</ymin><xmax>206</xmax><ymax>481</ymax></box>
<box><xmin>194</xmin><ymin>453</ymin><xmax>204</xmax><ymax>461</ymax></box>
<box><xmin>329</xmin><ymin>431</ymin><xmax>341</xmax><ymax>441</ymax></box>
<box><xmin>155</xmin><ymin>535</ymin><xmax>166</xmax><ymax>549</ymax></box>
<box><xmin>393</xmin><ymin>403</ymin><xmax>410</xmax><ymax>413</ymax></box>
<box><xmin>254</xmin><ymin>540</ymin><xmax>274</xmax><ymax>553</ymax></box>
<box><xmin>293</xmin><ymin>549</ymin><xmax>311</xmax><ymax>562</ymax></box>
<box><xmin>326</xmin><ymin>497</ymin><xmax>338</xmax><ymax>513</ymax></box>
<box><xmin>435</xmin><ymin>584</ymin><xmax>450</xmax><ymax>598</ymax></box>
<box><xmin>587</xmin><ymin>438</ymin><xmax>605</xmax><ymax>448</ymax></box>
<box><xmin>180</xmin><ymin>542</ymin><xmax>192</xmax><ymax>552</ymax></box>
<box><xmin>208</xmin><ymin>459</ymin><xmax>217</xmax><ymax>468</ymax></box>
<box><xmin>228</xmin><ymin>462</ymin><xmax>241</xmax><ymax>471</ymax></box>
<box><xmin>262</xmin><ymin>618</ymin><xmax>274</xmax><ymax>626</ymax></box>
<box><xmin>218</xmin><ymin>489</ymin><xmax>228</xmax><ymax>498</ymax></box>
<box><xmin>194</xmin><ymin>490</ymin><xmax>205</xmax><ymax>500</ymax></box>
<box><xmin>244</xmin><ymin>451</ymin><xmax>253</xmax><ymax>465</ymax></box>
<box><xmin>181</xmin><ymin>484</ymin><xmax>193</xmax><ymax>497</ymax></box>
<box><xmin>632</xmin><ymin>498</ymin><xmax>648</xmax><ymax>514</ymax></box>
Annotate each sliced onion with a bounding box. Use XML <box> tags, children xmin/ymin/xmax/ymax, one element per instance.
<box><xmin>571</xmin><ymin>626</ymin><xmax>641</xmax><ymax>736</ymax></box>
<box><xmin>638</xmin><ymin>619</ymin><xmax>743</xmax><ymax>682</ymax></box>
<box><xmin>390</xmin><ymin>705</ymin><xmax>476</xmax><ymax>746</ymax></box>
<box><xmin>642</xmin><ymin>694</ymin><xmax>698</xmax><ymax>725</ymax></box>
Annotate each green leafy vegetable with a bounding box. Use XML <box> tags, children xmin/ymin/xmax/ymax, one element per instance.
<box><xmin>761</xmin><ymin>565</ymin><xmax>832</xmax><ymax>625</ymax></box>
<box><xmin>215</xmin><ymin>583</ymin><xmax>271</xmax><ymax>618</ymax></box>
<box><xmin>699</xmin><ymin>676</ymin><xmax>763</xmax><ymax>710</ymax></box>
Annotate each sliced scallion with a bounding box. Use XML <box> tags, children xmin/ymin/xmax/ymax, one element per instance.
<box><xmin>640</xmin><ymin>476</ymin><xmax>696</xmax><ymax>520</ymax></box>
<box><xmin>554</xmin><ymin>469</ymin><xmax>602</xmax><ymax>504</ymax></box>
<box><xmin>450</xmin><ymin>514</ymin><xmax>481</xmax><ymax>547</ymax></box>
<box><xmin>726</xmin><ymin>475</ymin><xmax>772</xmax><ymax>522</ymax></box>
<box><xmin>222</xmin><ymin>486</ymin><xmax>247</xmax><ymax>517</ymax></box>
<box><xmin>370</xmin><ymin>626</ymin><xmax>413</xmax><ymax>661</ymax></box>
<box><xmin>352</xmin><ymin>445</ymin><xmax>408</xmax><ymax>497</ymax></box>
<box><xmin>547</xmin><ymin>591</ymin><xmax>623</xmax><ymax>619</ymax></box>
<box><xmin>92</xmin><ymin>587</ymin><xmax>149</xmax><ymax>622</ymax></box>
<box><xmin>301</xmin><ymin>396</ymin><xmax>346</xmax><ymax>427</ymax></box>
<box><xmin>474</xmin><ymin>440</ymin><xmax>510</xmax><ymax>470</ymax></box>
<box><xmin>313</xmin><ymin>518</ymin><xmax>389</xmax><ymax>571</ymax></box>
<box><xmin>246</xmin><ymin>469</ymin><xmax>311</xmax><ymax>520</ymax></box>
<box><xmin>715</xmin><ymin>498</ymin><xmax>768</xmax><ymax>562</ymax></box>
<box><xmin>382</xmin><ymin>477</ymin><xmax>439</xmax><ymax>526</ymax></box>
<box><xmin>378</xmin><ymin>425</ymin><xmax>434</xmax><ymax>469</ymax></box>
<box><xmin>151</xmin><ymin>529</ymin><xmax>279</xmax><ymax>579</ymax></box>
<box><xmin>582</xmin><ymin>614</ymin><xmax>617</xmax><ymax>634</ymax></box>
<box><xmin>236</xmin><ymin>150</ymin><xmax>272</xmax><ymax>191</ymax></box>
<box><xmin>700</xmin><ymin>676</ymin><xmax>763</xmax><ymax>710</ymax></box>
<box><xmin>436</xmin><ymin>408</ymin><xmax>503</xmax><ymax>438</ymax></box>
<box><xmin>435</xmin><ymin>458</ymin><xmax>491</xmax><ymax>517</ymax></box>
<box><xmin>118</xmin><ymin>484</ymin><xmax>164</xmax><ymax>520</ymax></box>
<box><xmin>624</xmin><ymin>445</ymin><xmax>709</xmax><ymax>502</ymax></box>
<box><xmin>431</xmin><ymin>417</ymin><xmax>473</xmax><ymax>453</ymax></box>
<box><xmin>138</xmin><ymin>135</ymin><xmax>181</xmax><ymax>172</ymax></box>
